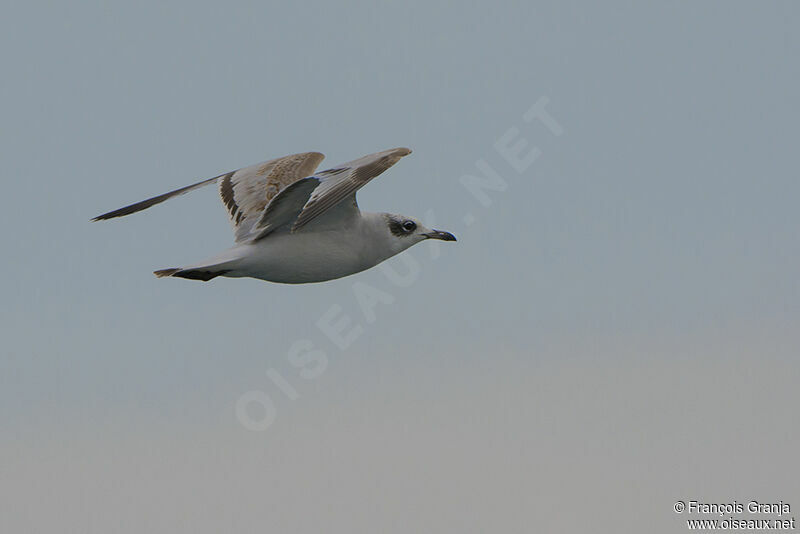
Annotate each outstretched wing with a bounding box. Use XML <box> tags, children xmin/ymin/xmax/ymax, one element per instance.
<box><xmin>248</xmin><ymin>147</ymin><xmax>411</xmax><ymax>240</ymax></box>
<box><xmin>91</xmin><ymin>152</ymin><xmax>325</xmax><ymax>242</ymax></box>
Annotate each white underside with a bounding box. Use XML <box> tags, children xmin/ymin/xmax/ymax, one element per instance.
<box><xmin>183</xmin><ymin>212</ymin><xmax>406</xmax><ymax>284</ymax></box>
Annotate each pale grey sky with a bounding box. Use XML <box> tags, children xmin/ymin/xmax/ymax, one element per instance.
<box><xmin>1</xmin><ymin>1</ymin><xmax>798</xmax><ymax>532</ymax></box>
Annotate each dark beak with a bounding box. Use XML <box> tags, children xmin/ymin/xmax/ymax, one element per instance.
<box><xmin>423</xmin><ymin>229</ymin><xmax>457</xmax><ymax>242</ymax></box>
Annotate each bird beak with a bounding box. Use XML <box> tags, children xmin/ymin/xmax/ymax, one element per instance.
<box><xmin>423</xmin><ymin>229</ymin><xmax>457</xmax><ymax>241</ymax></box>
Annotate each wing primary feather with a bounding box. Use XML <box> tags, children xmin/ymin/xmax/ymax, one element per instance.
<box><xmin>91</xmin><ymin>173</ymin><xmax>225</xmax><ymax>221</ymax></box>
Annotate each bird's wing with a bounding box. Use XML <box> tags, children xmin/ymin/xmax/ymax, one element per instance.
<box><xmin>217</xmin><ymin>152</ymin><xmax>324</xmax><ymax>241</ymax></box>
<box><xmin>247</xmin><ymin>147</ymin><xmax>411</xmax><ymax>240</ymax></box>
<box><xmin>292</xmin><ymin>147</ymin><xmax>411</xmax><ymax>231</ymax></box>
<box><xmin>91</xmin><ymin>151</ymin><xmax>325</xmax><ymax>242</ymax></box>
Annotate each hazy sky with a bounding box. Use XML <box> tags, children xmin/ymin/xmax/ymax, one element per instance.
<box><xmin>1</xmin><ymin>1</ymin><xmax>798</xmax><ymax>532</ymax></box>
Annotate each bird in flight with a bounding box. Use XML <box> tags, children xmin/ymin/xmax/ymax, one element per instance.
<box><xmin>92</xmin><ymin>147</ymin><xmax>456</xmax><ymax>284</ymax></box>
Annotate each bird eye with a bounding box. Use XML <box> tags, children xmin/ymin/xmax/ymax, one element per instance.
<box><xmin>402</xmin><ymin>220</ymin><xmax>416</xmax><ymax>232</ymax></box>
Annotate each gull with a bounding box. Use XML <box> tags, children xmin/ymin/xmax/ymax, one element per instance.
<box><xmin>92</xmin><ymin>147</ymin><xmax>456</xmax><ymax>283</ymax></box>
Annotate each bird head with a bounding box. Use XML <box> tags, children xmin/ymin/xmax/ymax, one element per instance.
<box><xmin>381</xmin><ymin>213</ymin><xmax>456</xmax><ymax>254</ymax></box>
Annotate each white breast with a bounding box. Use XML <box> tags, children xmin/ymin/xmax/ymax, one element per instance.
<box><xmin>232</xmin><ymin>223</ymin><xmax>386</xmax><ymax>284</ymax></box>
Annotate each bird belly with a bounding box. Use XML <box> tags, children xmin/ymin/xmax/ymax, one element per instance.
<box><xmin>233</xmin><ymin>231</ymin><xmax>376</xmax><ymax>284</ymax></box>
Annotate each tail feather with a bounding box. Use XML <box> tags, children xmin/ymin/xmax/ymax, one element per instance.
<box><xmin>154</xmin><ymin>268</ymin><xmax>181</xmax><ymax>278</ymax></box>
<box><xmin>153</xmin><ymin>267</ymin><xmax>229</xmax><ymax>281</ymax></box>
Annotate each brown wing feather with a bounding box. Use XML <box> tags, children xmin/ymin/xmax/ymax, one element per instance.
<box><xmin>220</xmin><ymin>152</ymin><xmax>324</xmax><ymax>237</ymax></box>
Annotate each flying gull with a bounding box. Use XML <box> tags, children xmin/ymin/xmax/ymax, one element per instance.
<box><xmin>92</xmin><ymin>147</ymin><xmax>456</xmax><ymax>283</ymax></box>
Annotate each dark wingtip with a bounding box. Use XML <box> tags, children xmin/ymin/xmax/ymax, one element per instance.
<box><xmin>89</xmin><ymin>174</ymin><xmax>222</xmax><ymax>223</ymax></box>
<box><xmin>91</xmin><ymin>203</ymin><xmax>148</xmax><ymax>222</ymax></box>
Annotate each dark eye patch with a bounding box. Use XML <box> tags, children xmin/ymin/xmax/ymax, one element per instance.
<box><xmin>387</xmin><ymin>217</ymin><xmax>416</xmax><ymax>237</ymax></box>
